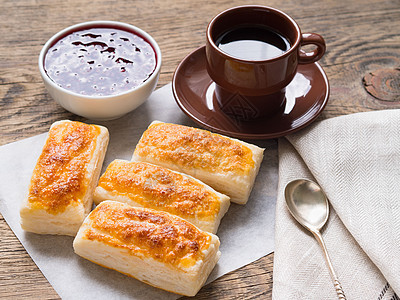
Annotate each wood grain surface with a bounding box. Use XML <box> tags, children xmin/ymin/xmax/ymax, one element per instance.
<box><xmin>1</xmin><ymin>0</ymin><xmax>399</xmax><ymax>299</ymax></box>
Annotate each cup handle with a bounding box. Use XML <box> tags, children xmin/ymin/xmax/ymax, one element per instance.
<box><xmin>299</xmin><ymin>33</ymin><xmax>326</xmax><ymax>64</ymax></box>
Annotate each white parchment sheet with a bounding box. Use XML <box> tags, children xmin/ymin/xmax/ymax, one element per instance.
<box><xmin>0</xmin><ymin>83</ymin><xmax>278</xmax><ymax>299</ymax></box>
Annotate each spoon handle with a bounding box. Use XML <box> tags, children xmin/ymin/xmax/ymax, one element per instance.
<box><xmin>313</xmin><ymin>230</ymin><xmax>347</xmax><ymax>300</ymax></box>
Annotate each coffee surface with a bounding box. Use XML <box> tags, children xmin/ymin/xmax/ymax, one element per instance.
<box><xmin>44</xmin><ymin>27</ymin><xmax>156</xmax><ymax>96</ymax></box>
<box><xmin>216</xmin><ymin>25</ymin><xmax>290</xmax><ymax>61</ymax></box>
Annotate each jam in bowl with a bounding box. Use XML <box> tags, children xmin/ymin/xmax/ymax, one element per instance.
<box><xmin>39</xmin><ymin>21</ymin><xmax>162</xmax><ymax>120</ymax></box>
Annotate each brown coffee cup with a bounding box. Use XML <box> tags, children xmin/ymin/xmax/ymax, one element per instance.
<box><xmin>206</xmin><ymin>5</ymin><xmax>326</xmax><ymax>120</ymax></box>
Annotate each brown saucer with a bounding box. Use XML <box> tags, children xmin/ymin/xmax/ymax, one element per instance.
<box><xmin>172</xmin><ymin>46</ymin><xmax>329</xmax><ymax>140</ymax></box>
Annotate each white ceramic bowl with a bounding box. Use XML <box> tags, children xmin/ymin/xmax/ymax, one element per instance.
<box><xmin>38</xmin><ymin>21</ymin><xmax>161</xmax><ymax>120</ymax></box>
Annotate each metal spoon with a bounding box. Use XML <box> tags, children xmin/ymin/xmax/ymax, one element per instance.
<box><xmin>284</xmin><ymin>179</ymin><xmax>346</xmax><ymax>300</ymax></box>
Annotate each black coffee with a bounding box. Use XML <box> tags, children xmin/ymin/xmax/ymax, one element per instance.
<box><xmin>215</xmin><ymin>25</ymin><xmax>290</xmax><ymax>60</ymax></box>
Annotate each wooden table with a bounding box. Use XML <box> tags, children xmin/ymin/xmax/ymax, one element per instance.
<box><xmin>1</xmin><ymin>0</ymin><xmax>399</xmax><ymax>298</ymax></box>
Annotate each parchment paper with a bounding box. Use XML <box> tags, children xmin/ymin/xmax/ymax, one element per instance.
<box><xmin>0</xmin><ymin>83</ymin><xmax>278</xmax><ymax>299</ymax></box>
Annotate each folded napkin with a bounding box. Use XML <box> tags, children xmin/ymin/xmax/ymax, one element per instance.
<box><xmin>273</xmin><ymin>109</ymin><xmax>400</xmax><ymax>299</ymax></box>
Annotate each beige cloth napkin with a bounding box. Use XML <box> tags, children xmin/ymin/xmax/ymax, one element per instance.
<box><xmin>273</xmin><ymin>109</ymin><xmax>400</xmax><ymax>299</ymax></box>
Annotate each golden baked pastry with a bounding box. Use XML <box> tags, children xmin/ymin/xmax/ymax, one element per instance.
<box><xmin>93</xmin><ymin>159</ymin><xmax>230</xmax><ymax>233</ymax></box>
<box><xmin>73</xmin><ymin>200</ymin><xmax>220</xmax><ymax>296</ymax></box>
<box><xmin>20</xmin><ymin>120</ymin><xmax>109</xmax><ymax>236</ymax></box>
<box><xmin>132</xmin><ymin>121</ymin><xmax>264</xmax><ymax>204</ymax></box>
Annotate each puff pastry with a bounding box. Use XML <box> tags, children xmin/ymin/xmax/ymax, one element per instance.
<box><xmin>93</xmin><ymin>160</ymin><xmax>230</xmax><ymax>233</ymax></box>
<box><xmin>132</xmin><ymin>121</ymin><xmax>264</xmax><ymax>204</ymax></box>
<box><xmin>20</xmin><ymin>120</ymin><xmax>109</xmax><ymax>236</ymax></box>
<box><xmin>73</xmin><ymin>200</ymin><xmax>220</xmax><ymax>296</ymax></box>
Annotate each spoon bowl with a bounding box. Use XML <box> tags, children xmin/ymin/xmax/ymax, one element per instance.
<box><xmin>285</xmin><ymin>179</ymin><xmax>329</xmax><ymax>231</ymax></box>
<box><xmin>284</xmin><ymin>179</ymin><xmax>346</xmax><ymax>300</ymax></box>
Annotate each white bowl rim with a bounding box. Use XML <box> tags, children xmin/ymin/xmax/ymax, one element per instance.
<box><xmin>38</xmin><ymin>20</ymin><xmax>162</xmax><ymax>100</ymax></box>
